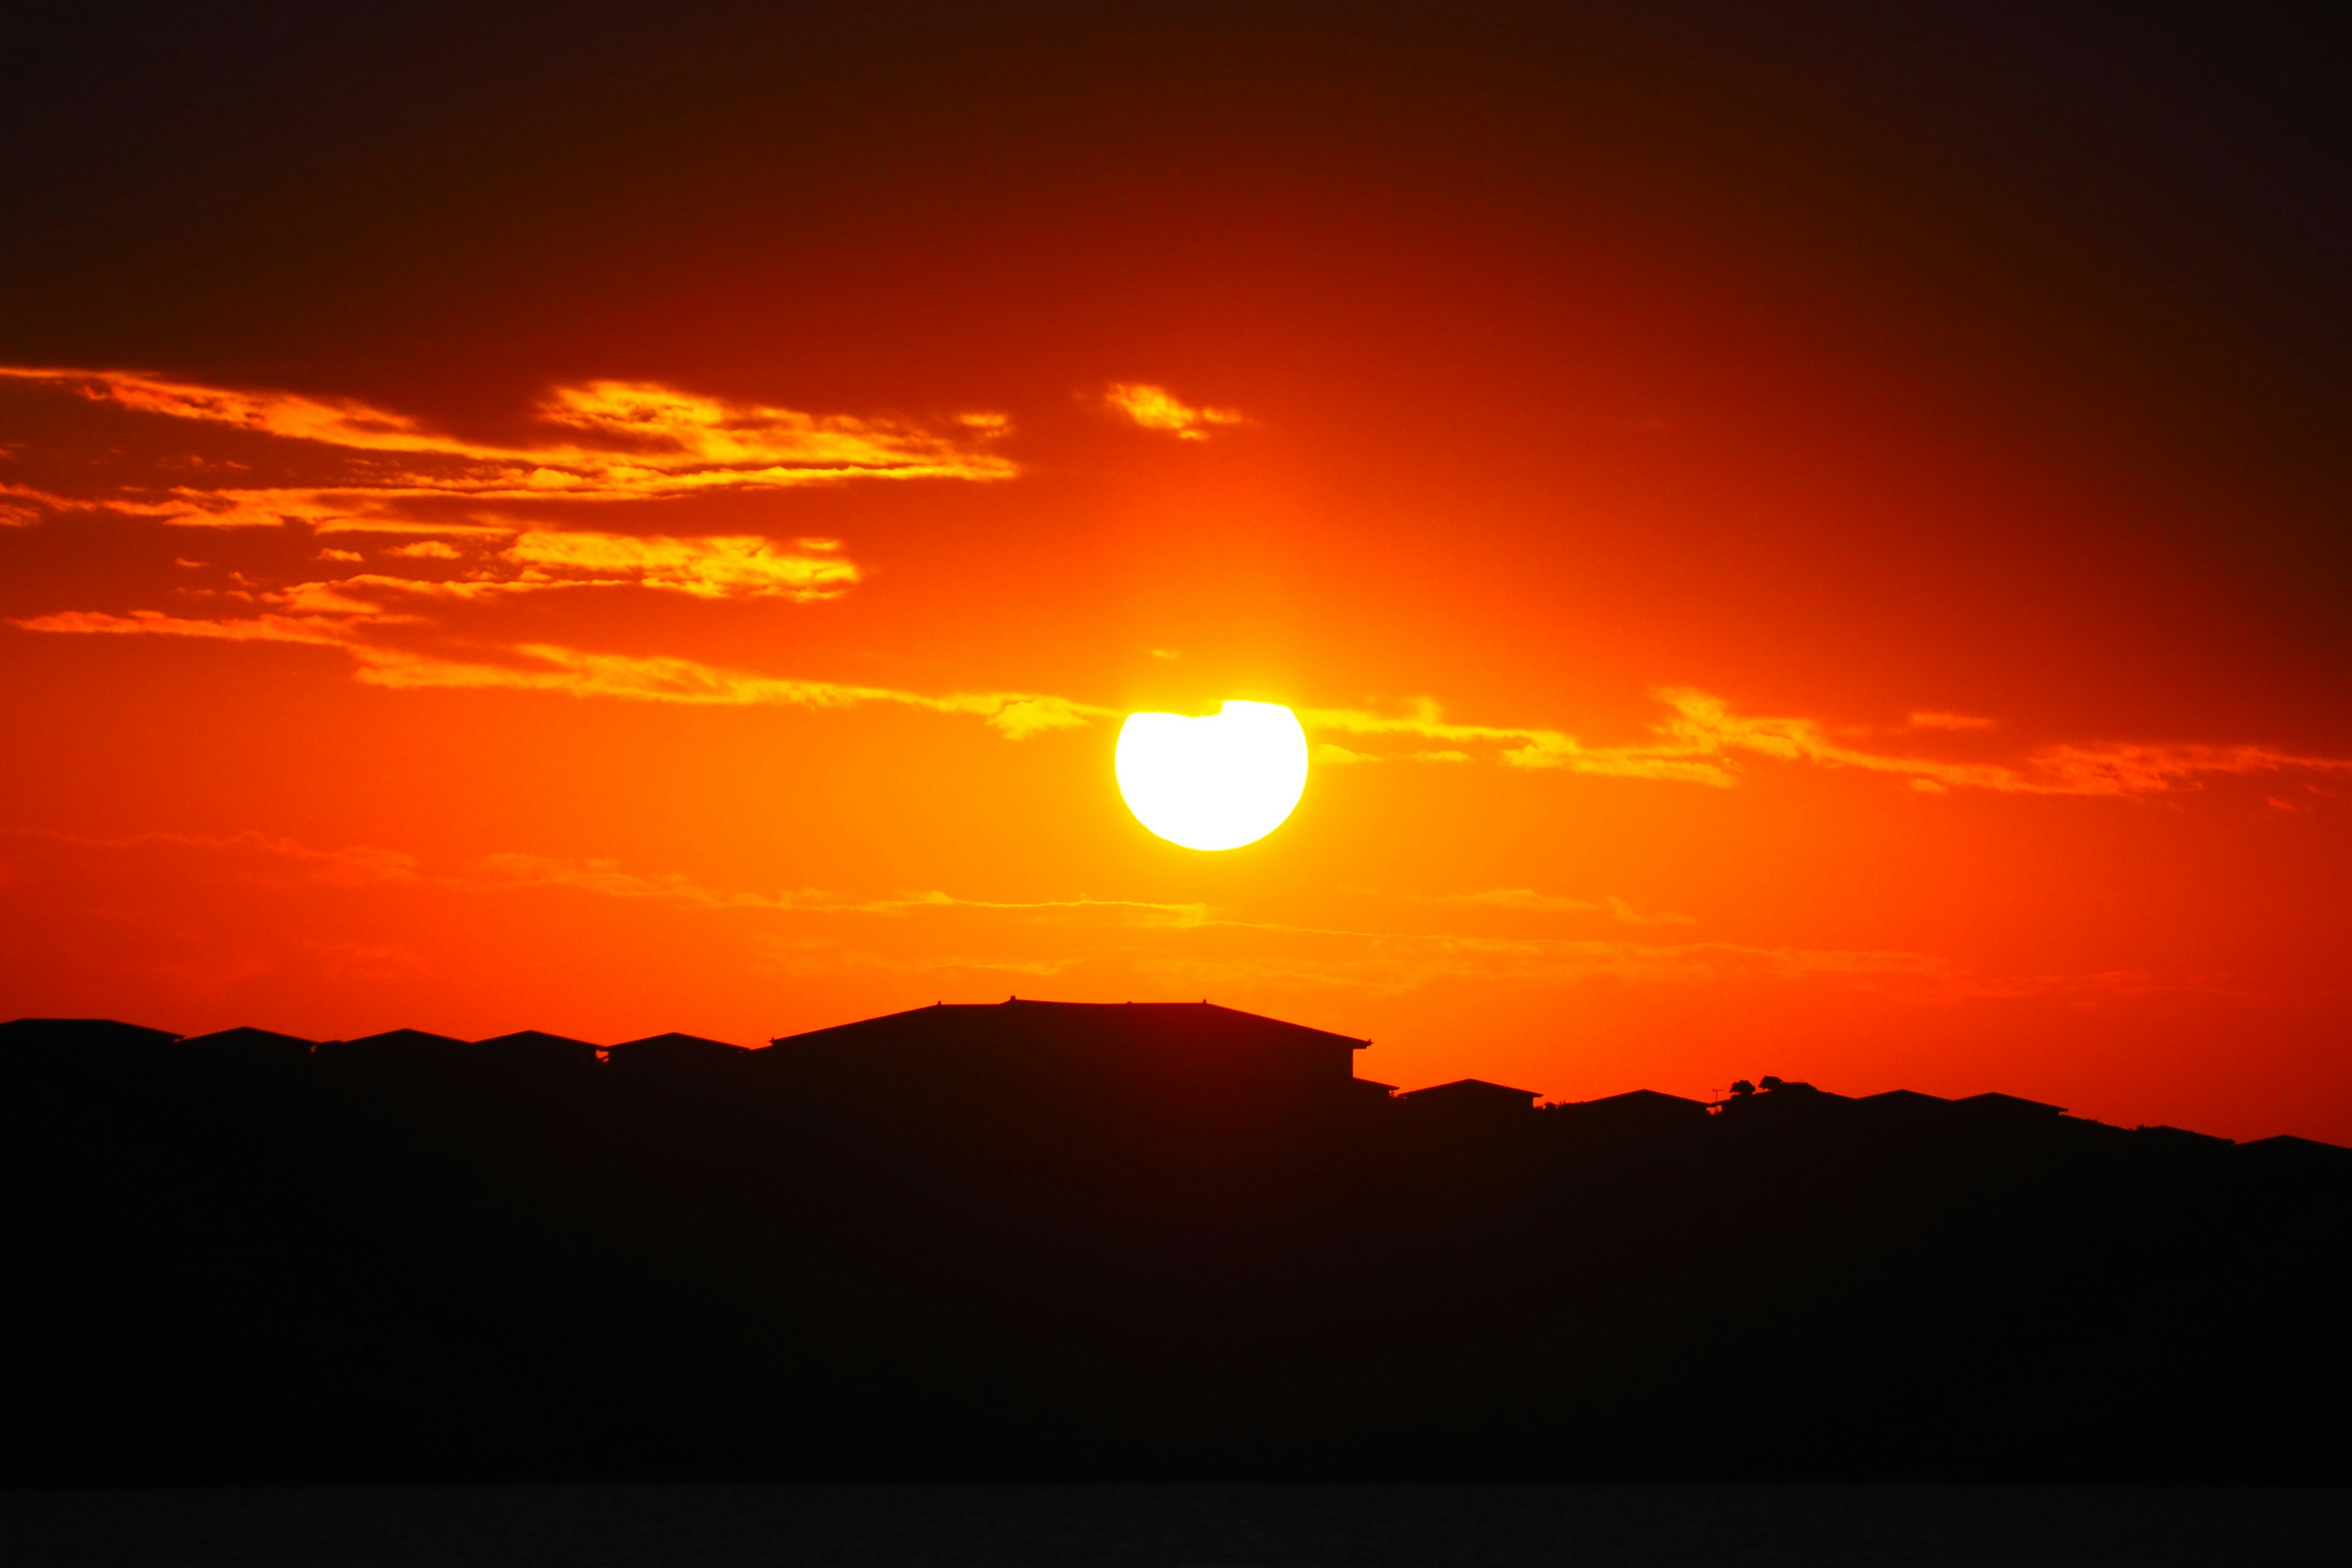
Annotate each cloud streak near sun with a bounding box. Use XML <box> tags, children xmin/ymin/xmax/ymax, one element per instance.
<box><xmin>0</xmin><ymin>367</ymin><xmax>1014</xmax><ymax>530</ymax></box>
<box><xmin>7</xmin><ymin>362</ymin><xmax>2346</xmax><ymax>799</ymax></box>
<box><xmin>15</xmin><ymin>593</ymin><xmax>2350</xmax><ymax>795</ymax></box>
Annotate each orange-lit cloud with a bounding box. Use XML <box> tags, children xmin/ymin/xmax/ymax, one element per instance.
<box><xmin>7</xmin><ymin>827</ymin><xmax>426</xmax><ymax>886</ymax></box>
<box><xmin>499</xmin><ymin>530</ymin><xmax>859</xmax><ymax>600</ymax></box>
<box><xmin>0</xmin><ymin>368</ymin><xmax>1017</xmax><ymax>529</ymax></box>
<box><xmin>18</xmin><ymin>590</ymin><xmax>2350</xmax><ymax>793</ymax></box>
<box><xmin>2</xmin><ymin>483</ymin><xmax>53</xmax><ymax>526</ymax></box>
<box><xmin>1104</xmin><ymin>382</ymin><xmax>1249</xmax><ymax>440</ymax></box>
<box><xmin>1439</xmin><ymin>889</ymin><xmax>1697</xmax><ymax>925</ymax></box>
<box><xmin>1304</xmin><ymin>688</ymin><xmax>2352</xmax><ymax>797</ymax></box>
<box><xmin>475</xmin><ymin>853</ymin><xmax>1214</xmax><ymax>926</ymax></box>
<box><xmin>349</xmin><ymin>643</ymin><xmax>1110</xmax><ymax>738</ymax></box>
<box><xmin>12</xmin><ymin>609</ymin><xmax>368</xmax><ymax>646</ymax></box>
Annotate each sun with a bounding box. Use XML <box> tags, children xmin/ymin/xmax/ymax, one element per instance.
<box><xmin>1115</xmin><ymin>701</ymin><xmax>1310</xmax><ymax>851</ymax></box>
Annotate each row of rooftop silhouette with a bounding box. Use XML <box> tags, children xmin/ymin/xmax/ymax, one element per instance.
<box><xmin>12</xmin><ymin>996</ymin><xmax>2309</xmax><ymax>1151</ymax></box>
<box><xmin>4</xmin><ymin>997</ymin><xmax>2345</xmax><ymax>1482</ymax></box>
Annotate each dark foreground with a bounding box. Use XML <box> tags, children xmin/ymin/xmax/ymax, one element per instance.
<box><xmin>6</xmin><ymin>1485</ymin><xmax>2348</xmax><ymax>1568</ymax></box>
<box><xmin>4</xmin><ymin>1014</ymin><xmax>2348</xmax><ymax>1481</ymax></box>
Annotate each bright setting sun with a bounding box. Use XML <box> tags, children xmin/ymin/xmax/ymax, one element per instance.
<box><xmin>1114</xmin><ymin>701</ymin><xmax>1310</xmax><ymax>851</ymax></box>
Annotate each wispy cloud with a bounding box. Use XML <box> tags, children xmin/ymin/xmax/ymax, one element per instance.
<box><xmin>1104</xmin><ymin>382</ymin><xmax>1249</xmax><ymax>440</ymax></box>
<box><xmin>5</xmin><ymin>827</ymin><xmax>424</xmax><ymax>885</ymax></box>
<box><xmin>15</xmin><ymin>584</ymin><xmax>2349</xmax><ymax>794</ymax></box>
<box><xmin>1439</xmin><ymin>888</ymin><xmax>1696</xmax><ymax>925</ymax></box>
<box><xmin>1</xmin><ymin>827</ymin><xmax>2247</xmax><ymax>1010</ymax></box>
<box><xmin>499</xmin><ymin>530</ymin><xmax>859</xmax><ymax>600</ymax></box>
<box><xmin>348</xmin><ymin>643</ymin><xmax>1111</xmax><ymax>737</ymax></box>
<box><xmin>0</xmin><ymin>368</ymin><xmax>1016</xmax><ymax>529</ymax></box>
<box><xmin>475</xmin><ymin>853</ymin><xmax>1213</xmax><ymax>925</ymax></box>
<box><xmin>1303</xmin><ymin>688</ymin><xmax>2352</xmax><ymax>798</ymax></box>
<box><xmin>12</xmin><ymin>608</ymin><xmax>372</xmax><ymax>646</ymax></box>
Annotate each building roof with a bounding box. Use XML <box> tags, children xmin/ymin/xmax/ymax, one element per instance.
<box><xmin>473</xmin><ymin>1029</ymin><xmax>601</xmax><ymax>1065</ymax></box>
<box><xmin>177</xmin><ymin>1025</ymin><xmax>316</xmax><ymax>1060</ymax></box>
<box><xmin>767</xmin><ymin>997</ymin><xmax>1369</xmax><ymax>1053</ymax></box>
<box><xmin>1956</xmin><ymin>1091</ymin><xmax>2067</xmax><ymax>1117</ymax></box>
<box><xmin>1858</xmin><ymin>1089</ymin><xmax>1953</xmax><ymax>1107</ymax></box>
<box><xmin>1555</xmin><ymin>1088</ymin><xmax>1711</xmax><ymax>1118</ymax></box>
<box><xmin>329</xmin><ymin>1028</ymin><xmax>470</xmax><ymax>1052</ymax></box>
<box><xmin>1</xmin><ymin>1017</ymin><xmax>180</xmax><ymax>1051</ymax></box>
<box><xmin>609</xmin><ymin>1031</ymin><xmax>748</xmax><ymax>1057</ymax></box>
<box><xmin>1396</xmin><ymin>1077</ymin><xmax>1544</xmax><ymax>1104</ymax></box>
<box><xmin>475</xmin><ymin>1029</ymin><xmax>600</xmax><ymax>1049</ymax></box>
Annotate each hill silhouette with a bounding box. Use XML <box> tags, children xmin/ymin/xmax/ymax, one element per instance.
<box><xmin>2</xmin><ymin>1000</ymin><xmax>2346</xmax><ymax>1482</ymax></box>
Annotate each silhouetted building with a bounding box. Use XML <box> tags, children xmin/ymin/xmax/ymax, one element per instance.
<box><xmin>760</xmin><ymin>998</ymin><xmax>1370</xmax><ymax>1120</ymax></box>
<box><xmin>1717</xmin><ymin>1080</ymin><xmax>1856</xmax><ymax>1126</ymax></box>
<box><xmin>1858</xmin><ymin>1088</ymin><xmax>1951</xmax><ymax>1110</ymax></box>
<box><xmin>1954</xmin><ymin>1091</ymin><xmax>2067</xmax><ymax>1119</ymax></box>
<box><xmin>1549</xmin><ymin>1087</ymin><xmax>1711</xmax><ymax>1129</ymax></box>
<box><xmin>1</xmin><ymin>1017</ymin><xmax>178</xmax><ymax>1055</ymax></box>
<box><xmin>473</xmin><ymin>1030</ymin><xmax>601</xmax><ymax>1069</ymax></box>
<box><xmin>178</xmin><ymin>1026</ymin><xmax>315</xmax><ymax>1065</ymax></box>
<box><xmin>607</xmin><ymin>1031</ymin><xmax>750</xmax><ymax>1079</ymax></box>
<box><xmin>1396</xmin><ymin>1078</ymin><xmax>1544</xmax><ymax>1117</ymax></box>
<box><xmin>7</xmin><ymin>1005</ymin><xmax>2351</xmax><ymax>1484</ymax></box>
<box><xmin>320</xmin><ymin>1028</ymin><xmax>471</xmax><ymax>1060</ymax></box>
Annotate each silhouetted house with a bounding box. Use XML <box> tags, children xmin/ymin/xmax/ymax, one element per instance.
<box><xmin>473</xmin><ymin>1030</ymin><xmax>600</xmax><ymax>1069</ymax></box>
<box><xmin>320</xmin><ymin>1028</ymin><xmax>472</xmax><ymax>1061</ymax></box>
<box><xmin>760</xmin><ymin>998</ymin><xmax>1370</xmax><ymax>1123</ymax></box>
<box><xmin>1717</xmin><ymin>1079</ymin><xmax>1853</xmax><ymax>1122</ymax></box>
<box><xmin>1858</xmin><ymin>1088</ymin><xmax>1952</xmax><ymax>1112</ymax></box>
<box><xmin>2</xmin><ymin>1017</ymin><xmax>178</xmax><ymax>1052</ymax></box>
<box><xmin>1396</xmin><ymin>1079</ymin><xmax>1544</xmax><ymax>1118</ymax></box>
<box><xmin>1</xmin><ymin>1018</ymin><xmax>179</xmax><ymax>1079</ymax></box>
<box><xmin>1549</xmin><ymin>1087</ymin><xmax>1711</xmax><ymax>1130</ymax></box>
<box><xmin>1350</xmin><ymin>1077</ymin><xmax>1398</xmax><ymax>1104</ymax></box>
<box><xmin>177</xmin><ymin>1026</ymin><xmax>316</xmax><ymax>1066</ymax></box>
<box><xmin>606</xmin><ymin>1031</ymin><xmax>751</xmax><ymax>1080</ymax></box>
<box><xmin>2239</xmin><ymin>1134</ymin><xmax>2352</xmax><ymax>1169</ymax></box>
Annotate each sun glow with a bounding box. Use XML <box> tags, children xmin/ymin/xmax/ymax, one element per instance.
<box><xmin>1115</xmin><ymin>701</ymin><xmax>1310</xmax><ymax>851</ymax></box>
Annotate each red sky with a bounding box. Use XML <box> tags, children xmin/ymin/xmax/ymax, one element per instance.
<box><xmin>5</xmin><ymin>5</ymin><xmax>2348</xmax><ymax>1139</ymax></box>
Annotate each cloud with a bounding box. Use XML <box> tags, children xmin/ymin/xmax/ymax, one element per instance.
<box><xmin>17</xmin><ymin>584</ymin><xmax>2350</xmax><ymax>797</ymax></box>
<box><xmin>500</xmin><ymin>530</ymin><xmax>860</xmax><ymax>600</ymax></box>
<box><xmin>349</xmin><ymin>644</ymin><xmax>1112</xmax><ymax>738</ymax></box>
<box><xmin>0</xmin><ymin>827</ymin><xmax>2240</xmax><ymax>1012</ymax></box>
<box><xmin>1104</xmin><ymin>383</ymin><xmax>1249</xmax><ymax>440</ymax></box>
<box><xmin>1909</xmin><ymin>710</ymin><xmax>1996</xmax><ymax>731</ymax></box>
<box><xmin>6</xmin><ymin>827</ymin><xmax>424</xmax><ymax>886</ymax></box>
<box><xmin>1298</xmin><ymin>695</ymin><xmax>1738</xmax><ymax>785</ymax></box>
<box><xmin>1440</xmin><ymin>889</ymin><xmax>1696</xmax><ymax>926</ymax></box>
<box><xmin>1302</xmin><ymin>688</ymin><xmax>2352</xmax><ymax>798</ymax></box>
<box><xmin>0</xmin><ymin>367</ymin><xmax>1017</xmax><ymax>528</ymax></box>
<box><xmin>474</xmin><ymin>853</ymin><xmax>1213</xmax><ymax>925</ymax></box>
<box><xmin>10</xmin><ymin>608</ymin><xmax>364</xmax><ymax>646</ymax></box>
<box><xmin>1</xmin><ymin>483</ymin><xmax>49</xmax><ymax>526</ymax></box>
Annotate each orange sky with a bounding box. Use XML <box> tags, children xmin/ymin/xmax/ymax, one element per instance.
<box><xmin>4</xmin><ymin>7</ymin><xmax>2348</xmax><ymax>1139</ymax></box>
